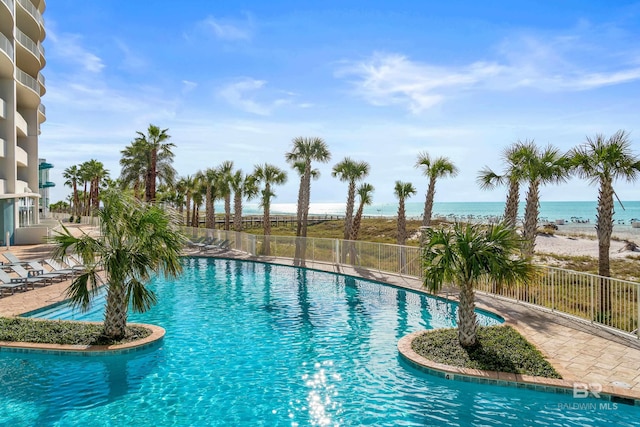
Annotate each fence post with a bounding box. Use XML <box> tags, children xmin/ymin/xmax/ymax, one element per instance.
<box><xmin>590</xmin><ymin>275</ymin><xmax>594</xmax><ymax>323</ymax></box>
<box><xmin>637</xmin><ymin>283</ymin><xmax>640</xmax><ymax>339</ymax></box>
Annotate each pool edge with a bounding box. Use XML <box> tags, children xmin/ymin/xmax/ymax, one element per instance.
<box><xmin>0</xmin><ymin>322</ymin><xmax>165</xmax><ymax>356</ymax></box>
<box><xmin>397</xmin><ymin>330</ymin><xmax>640</xmax><ymax>406</ymax></box>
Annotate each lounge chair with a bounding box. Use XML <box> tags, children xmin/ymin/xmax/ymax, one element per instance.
<box><xmin>204</xmin><ymin>239</ymin><xmax>231</xmax><ymax>251</ymax></box>
<box><xmin>9</xmin><ymin>264</ymin><xmax>59</xmax><ymax>286</ymax></box>
<box><xmin>0</xmin><ymin>269</ymin><xmax>31</xmax><ymax>295</ymax></box>
<box><xmin>0</xmin><ymin>251</ymin><xmax>39</xmax><ymax>267</ymax></box>
<box><xmin>43</xmin><ymin>259</ymin><xmax>77</xmax><ymax>278</ymax></box>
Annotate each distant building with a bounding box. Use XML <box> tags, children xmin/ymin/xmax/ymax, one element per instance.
<box><xmin>0</xmin><ymin>0</ymin><xmax>46</xmax><ymax>245</ymax></box>
<box><xmin>38</xmin><ymin>158</ymin><xmax>53</xmax><ymax>218</ymax></box>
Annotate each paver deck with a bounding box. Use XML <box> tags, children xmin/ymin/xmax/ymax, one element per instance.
<box><xmin>2</xmin><ymin>237</ymin><xmax>640</xmax><ymax>400</ymax></box>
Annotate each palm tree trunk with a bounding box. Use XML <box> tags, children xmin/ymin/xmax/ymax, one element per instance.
<box><xmin>263</xmin><ymin>185</ymin><xmax>271</xmax><ymax>256</ymax></box>
<box><xmin>504</xmin><ymin>180</ymin><xmax>520</xmax><ymax>227</ymax></box>
<box><xmin>148</xmin><ymin>148</ymin><xmax>157</xmax><ymax>202</ymax></box>
<box><xmin>422</xmin><ymin>177</ymin><xmax>436</xmax><ymax>226</ymax></box>
<box><xmin>522</xmin><ymin>179</ymin><xmax>540</xmax><ymax>258</ymax></box>
<box><xmin>596</xmin><ymin>178</ymin><xmax>614</xmax><ymax>318</ymax></box>
<box><xmin>234</xmin><ymin>192</ymin><xmax>243</xmax><ymax>232</ymax></box>
<box><xmin>224</xmin><ymin>195</ymin><xmax>231</xmax><ymax>231</ymax></box>
<box><xmin>103</xmin><ymin>283</ymin><xmax>128</xmax><ymax>339</ymax></box>
<box><xmin>185</xmin><ymin>195</ymin><xmax>191</xmax><ymax>227</ymax></box>
<box><xmin>349</xmin><ymin>203</ymin><xmax>365</xmax><ymax>263</ymax></box>
<box><xmin>397</xmin><ymin>197</ymin><xmax>406</xmax><ymax>245</ymax></box>
<box><xmin>205</xmin><ymin>186</ymin><xmax>214</xmax><ymax>229</ymax></box>
<box><xmin>344</xmin><ymin>181</ymin><xmax>356</xmax><ymax>240</ymax></box>
<box><xmin>457</xmin><ymin>282</ymin><xmax>478</xmax><ymax>348</ymax></box>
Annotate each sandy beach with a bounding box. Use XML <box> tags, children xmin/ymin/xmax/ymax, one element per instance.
<box><xmin>535</xmin><ymin>223</ymin><xmax>640</xmax><ymax>259</ymax></box>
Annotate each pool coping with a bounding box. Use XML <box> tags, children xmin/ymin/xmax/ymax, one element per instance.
<box><xmin>0</xmin><ymin>322</ymin><xmax>165</xmax><ymax>356</ymax></box>
<box><xmin>397</xmin><ymin>329</ymin><xmax>640</xmax><ymax>406</ymax></box>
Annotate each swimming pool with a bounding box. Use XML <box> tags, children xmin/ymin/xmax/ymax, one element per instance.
<box><xmin>4</xmin><ymin>257</ymin><xmax>639</xmax><ymax>426</ymax></box>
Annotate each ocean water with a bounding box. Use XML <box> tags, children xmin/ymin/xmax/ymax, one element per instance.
<box><xmin>240</xmin><ymin>201</ymin><xmax>640</xmax><ymax>224</ymax></box>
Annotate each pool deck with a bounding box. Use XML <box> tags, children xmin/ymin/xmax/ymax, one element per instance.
<box><xmin>2</xmin><ymin>242</ymin><xmax>640</xmax><ymax>401</ymax></box>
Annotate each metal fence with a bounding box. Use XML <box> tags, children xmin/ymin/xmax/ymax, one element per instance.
<box><xmin>184</xmin><ymin>226</ymin><xmax>640</xmax><ymax>338</ymax></box>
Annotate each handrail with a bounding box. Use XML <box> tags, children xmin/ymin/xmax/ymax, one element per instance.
<box><xmin>16</xmin><ymin>0</ymin><xmax>44</xmax><ymax>27</ymax></box>
<box><xmin>182</xmin><ymin>226</ymin><xmax>640</xmax><ymax>339</ymax></box>
<box><xmin>15</xmin><ymin>68</ymin><xmax>38</xmax><ymax>93</ymax></box>
<box><xmin>0</xmin><ymin>32</ymin><xmax>14</xmax><ymax>61</ymax></box>
<box><xmin>15</xmin><ymin>27</ymin><xmax>39</xmax><ymax>61</ymax></box>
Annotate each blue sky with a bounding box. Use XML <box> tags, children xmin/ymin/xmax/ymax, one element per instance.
<box><xmin>40</xmin><ymin>0</ymin><xmax>640</xmax><ymax>205</ymax></box>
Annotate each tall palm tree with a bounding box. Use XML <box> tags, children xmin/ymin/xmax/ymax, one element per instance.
<box><xmin>477</xmin><ymin>141</ymin><xmax>530</xmax><ymax>227</ymax></box>
<box><xmin>50</xmin><ymin>189</ymin><xmax>185</xmax><ymax>339</ymax></box>
<box><xmin>415</xmin><ymin>152</ymin><xmax>458</xmax><ymax>226</ymax></box>
<box><xmin>135</xmin><ymin>125</ymin><xmax>176</xmax><ymax>203</ymax></box>
<box><xmin>218</xmin><ymin>161</ymin><xmax>235</xmax><ymax>231</ymax></box>
<box><xmin>230</xmin><ymin>171</ymin><xmax>258</xmax><ymax>232</ymax></box>
<box><xmin>119</xmin><ymin>138</ymin><xmax>148</xmax><ymax>200</ymax></box>
<box><xmin>332</xmin><ymin>158</ymin><xmax>370</xmax><ymax>240</ymax></box>
<box><xmin>62</xmin><ymin>165</ymin><xmax>81</xmax><ymax>218</ymax></box>
<box><xmin>78</xmin><ymin>161</ymin><xmax>92</xmax><ymax>217</ymax></box>
<box><xmin>570</xmin><ymin>131</ymin><xmax>640</xmax><ymax>277</ymax></box>
<box><xmin>254</xmin><ymin>163</ymin><xmax>287</xmax><ymax>256</ymax></box>
<box><xmin>191</xmin><ymin>178</ymin><xmax>205</xmax><ymax>228</ymax></box>
<box><xmin>349</xmin><ymin>183</ymin><xmax>374</xmax><ymax>241</ymax></box>
<box><xmin>285</xmin><ymin>137</ymin><xmax>331</xmax><ymax>239</ymax></box>
<box><xmin>520</xmin><ymin>143</ymin><xmax>570</xmax><ymax>258</ymax></box>
<box><xmin>394</xmin><ymin>181</ymin><xmax>417</xmax><ymax>245</ymax></box>
<box><xmin>197</xmin><ymin>168</ymin><xmax>220</xmax><ymax>229</ymax></box>
<box><xmin>176</xmin><ymin>175</ymin><xmax>194</xmax><ymax>226</ymax></box>
<box><xmin>83</xmin><ymin>159</ymin><xmax>109</xmax><ymax>214</ymax></box>
<box><xmin>421</xmin><ymin>223</ymin><xmax>533</xmax><ymax>347</ymax></box>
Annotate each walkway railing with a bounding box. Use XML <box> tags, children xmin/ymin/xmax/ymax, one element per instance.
<box><xmin>184</xmin><ymin>226</ymin><xmax>640</xmax><ymax>338</ymax></box>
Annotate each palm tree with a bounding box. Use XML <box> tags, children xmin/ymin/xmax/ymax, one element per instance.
<box><xmin>191</xmin><ymin>178</ymin><xmax>205</xmax><ymax>228</ymax></box>
<box><xmin>421</xmin><ymin>223</ymin><xmax>533</xmax><ymax>347</ymax></box>
<box><xmin>332</xmin><ymin>158</ymin><xmax>370</xmax><ymax>240</ymax></box>
<box><xmin>394</xmin><ymin>181</ymin><xmax>417</xmax><ymax>245</ymax></box>
<box><xmin>230</xmin><ymin>171</ymin><xmax>258</xmax><ymax>232</ymax></box>
<box><xmin>197</xmin><ymin>168</ymin><xmax>220</xmax><ymax>229</ymax></box>
<box><xmin>349</xmin><ymin>183</ymin><xmax>374</xmax><ymax>241</ymax></box>
<box><xmin>50</xmin><ymin>189</ymin><xmax>185</xmax><ymax>339</ymax></box>
<box><xmin>477</xmin><ymin>141</ymin><xmax>530</xmax><ymax>227</ymax></box>
<box><xmin>254</xmin><ymin>163</ymin><xmax>287</xmax><ymax>255</ymax></box>
<box><xmin>119</xmin><ymin>138</ymin><xmax>148</xmax><ymax>200</ymax></box>
<box><xmin>570</xmin><ymin>131</ymin><xmax>640</xmax><ymax>318</ymax></box>
<box><xmin>62</xmin><ymin>165</ymin><xmax>81</xmax><ymax>218</ymax></box>
<box><xmin>218</xmin><ymin>161</ymin><xmax>235</xmax><ymax>231</ymax></box>
<box><xmin>176</xmin><ymin>175</ymin><xmax>195</xmax><ymax>226</ymax></box>
<box><xmin>415</xmin><ymin>152</ymin><xmax>458</xmax><ymax>226</ymax></box>
<box><xmin>135</xmin><ymin>125</ymin><xmax>176</xmax><ymax>203</ymax></box>
<box><xmin>520</xmin><ymin>143</ymin><xmax>570</xmax><ymax>258</ymax></box>
<box><xmin>285</xmin><ymin>137</ymin><xmax>331</xmax><ymax>239</ymax></box>
<box><xmin>83</xmin><ymin>159</ymin><xmax>109</xmax><ymax>214</ymax></box>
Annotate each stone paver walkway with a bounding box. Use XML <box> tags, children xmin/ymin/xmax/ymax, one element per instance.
<box><xmin>2</xmin><ymin>240</ymin><xmax>640</xmax><ymax>400</ymax></box>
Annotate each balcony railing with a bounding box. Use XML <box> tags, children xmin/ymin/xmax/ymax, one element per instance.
<box><xmin>38</xmin><ymin>103</ymin><xmax>45</xmax><ymax>116</ymax></box>
<box><xmin>15</xmin><ymin>27</ymin><xmax>39</xmax><ymax>61</ymax></box>
<box><xmin>183</xmin><ymin>226</ymin><xmax>640</xmax><ymax>339</ymax></box>
<box><xmin>16</xmin><ymin>0</ymin><xmax>43</xmax><ymax>27</ymax></box>
<box><xmin>15</xmin><ymin>68</ymin><xmax>38</xmax><ymax>93</ymax></box>
<box><xmin>0</xmin><ymin>31</ymin><xmax>14</xmax><ymax>61</ymax></box>
<box><xmin>0</xmin><ymin>0</ymin><xmax>14</xmax><ymax>15</ymax></box>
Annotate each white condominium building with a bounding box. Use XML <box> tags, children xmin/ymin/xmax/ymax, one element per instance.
<box><xmin>0</xmin><ymin>0</ymin><xmax>46</xmax><ymax>245</ymax></box>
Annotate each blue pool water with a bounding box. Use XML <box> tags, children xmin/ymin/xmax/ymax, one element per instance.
<box><xmin>3</xmin><ymin>258</ymin><xmax>639</xmax><ymax>426</ymax></box>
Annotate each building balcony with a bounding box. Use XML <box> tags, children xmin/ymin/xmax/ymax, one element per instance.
<box><xmin>0</xmin><ymin>32</ymin><xmax>14</xmax><ymax>78</ymax></box>
<box><xmin>38</xmin><ymin>161</ymin><xmax>53</xmax><ymax>170</ymax></box>
<box><xmin>37</xmin><ymin>103</ymin><xmax>45</xmax><ymax>122</ymax></box>
<box><xmin>16</xmin><ymin>0</ymin><xmax>44</xmax><ymax>36</ymax></box>
<box><xmin>39</xmin><ymin>181</ymin><xmax>55</xmax><ymax>189</ymax></box>
<box><xmin>0</xmin><ymin>0</ymin><xmax>14</xmax><ymax>16</ymax></box>
<box><xmin>0</xmin><ymin>137</ymin><xmax>5</xmax><ymax>158</ymax></box>
<box><xmin>15</xmin><ymin>110</ymin><xmax>27</xmax><ymax>136</ymax></box>
<box><xmin>15</xmin><ymin>67</ymin><xmax>40</xmax><ymax>107</ymax></box>
<box><xmin>37</xmin><ymin>71</ymin><xmax>45</xmax><ymax>95</ymax></box>
<box><xmin>16</xmin><ymin>27</ymin><xmax>42</xmax><ymax>73</ymax></box>
<box><xmin>16</xmin><ymin>145</ymin><xmax>28</xmax><ymax>167</ymax></box>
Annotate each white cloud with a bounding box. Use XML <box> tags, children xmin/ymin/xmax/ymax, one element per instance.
<box><xmin>218</xmin><ymin>78</ymin><xmax>296</xmax><ymax>116</ymax></box>
<box><xmin>47</xmin><ymin>29</ymin><xmax>104</xmax><ymax>73</ymax></box>
<box><xmin>198</xmin><ymin>15</ymin><xmax>252</xmax><ymax>41</ymax></box>
<box><xmin>337</xmin><ymin>29</ymin><xmax>640</xmax><ymax>113</ymax></box>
